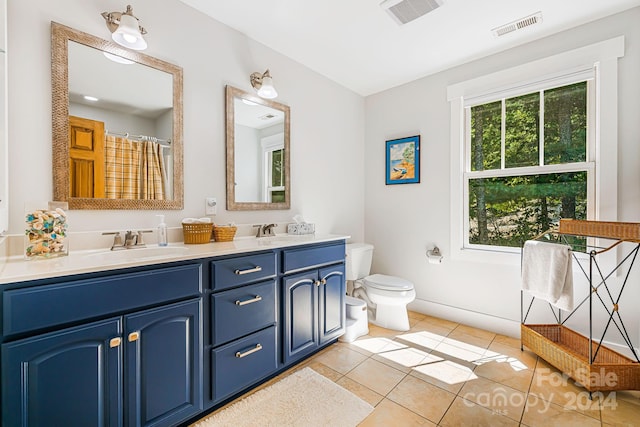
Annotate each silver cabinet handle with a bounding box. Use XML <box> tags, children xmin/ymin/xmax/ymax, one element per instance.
<box><xmin>234</xmin><ymin>266</ymin><xmax>262</xmax><ymax>275</ymax></box>
<box><xmin>235</xmin><ymin>343</ymin><xmax>263</xmax><ymax>358</ymax></box>
<box><xmin>235</xmin><ymin>295</ymin><xmax>262</xmax><ymax>306</ymax></box>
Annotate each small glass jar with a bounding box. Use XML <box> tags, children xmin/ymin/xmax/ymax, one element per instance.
<box><xmin>24</xmin><ymin>201</ymin><xmax>69</xmax><ymax>259</ymax></box>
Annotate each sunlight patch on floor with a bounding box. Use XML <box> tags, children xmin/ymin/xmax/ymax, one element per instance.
<box><xmin>352</xmin><ymin>337</ymin><xmax>407</xmax><ymax>354</ymax></box>
<box><xmin>376</xmin><ymin>347</ymin><xmax>434</xmax><ymax>368</ymax></box>
<box><xmin>412</xmin><ymin>359</ymin><xmax>478</xmax><ymax>385</ymax></box>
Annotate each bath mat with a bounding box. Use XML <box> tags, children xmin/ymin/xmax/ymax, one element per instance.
<box><xmin>191</xmin><ymin>367</ymin><xmax>374</xmax><ymax>427</ymax></box>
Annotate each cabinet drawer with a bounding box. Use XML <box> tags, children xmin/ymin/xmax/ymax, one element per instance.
<box><xmin>211</xmin><ymin>280</ymin><xmax>277</xmax><ymax>346</ymax></box>
<box><xmin>282</xmin><ymin>242</ymin><xmax>345</xmax><ymax>274</ymax></box>
<box><xmin>3</xmin><ymin>264</ymin><xmax>202</xmax><ymax>337</ymax></box>
<box><xmin>210</xmin><ymin>252</ymin><xmax>276</xmax><ymax>291</ymax></box>
<box><xmin>211</xmin><ymin>326</ymin><xmax>277</xmax><ymax>402</ymax></box>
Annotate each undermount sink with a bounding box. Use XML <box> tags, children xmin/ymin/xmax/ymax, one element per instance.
<box><xmin>83</xmin><ymin>246</ymin><xmax>189</xmax><ymax>263</ymax></box>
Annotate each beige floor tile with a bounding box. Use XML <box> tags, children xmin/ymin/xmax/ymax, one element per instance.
<box><xmin>304</xmin><ymin>360</ymin><xmax>343</xmax><ymax>382</ymax></box>
<box><xmin>447</xmin><ymin>328</ymin><xmax>494</xmax><ymax>349</ymax></box>
<box><xmin>421</xmin><ymin>314</ymin><xmax>459</xmax><ymax>330</ymax></box>
<box><xmin>459</xmin><ymin>376</ymin><xmax>527</xmax><ymax>422</ymax></box>
<box><xmin>347</xmin><ymin>335</ymin><xmax>408</xmax><ymax>357</ymax></box>
<box><xmin>453</xmin><ymin>323</ymin><xmax>497</xmax><ymax>342</ymax></box>
<box><xmin>335</xmin><ymin>376</ymin><xmax>384</xmax><ymax>407</ymax></box>
<box><xmin>372</xmin><ymin>345</ymin><xmax>432</xmax><ymax>373</ymax></box>
<box><xmin>395</xmin><ymin>329</ymin><xmax>446</xmax><ymax>353</ymax></box>
<box><xmin>387</xmin><ymin>375</ymin><xmax>456</xmax><ymax>423</ymax></box>
<box><xmin>600</xmin><ymin>393</ymin><xmax>640</xmax><ymax>426</ymax></box>
<box><xmin>493</xmin><ymin>333</ymin><xmax>522</xmax><ymax>349</ymax></box>
<box><xmin>410</xmin><ymin>358</ymin><xmax>477</xmax><ymax>394</ymax></box>
<box><xmin>346</xmin><ymin>358</ymin><xmax>406</xmax><ymax>396</ymax></box>
<box><xmin>367</xmin><ymin>324</ymin><xmax>401</xmax><ymax>338</ymax></box>
<box><xmin>486</xmin><ymin>341</ymin><xmax>539</xmax><ymax>370</ymax></box>
<box><xmin>434</xmin><ymin>339</ymin><xmax>487</xmax><ymax>363</ymax></box>
<box><xmin>408</xmin><ymin>310</ymin><xmax>427</xmax><ymax>321</ymax></box>
<box><xmin>521</xmin><ymin>394</ymin><xmax>602</xmax><ymax>427</ymax></box>
<box><xmin>529</xmin><ymin>365</ymin><xmax>601</xmax><ymax>420</ymax></box>
<box><xmin>473</xmin><ymin>359</ymin><xmax>534</xmax><ymax>393</ymax></box>
<box><xmin>410</xmin><ymin>319</ymin><xmax>457</xmax><ymax>337</ymax></box>
<box><xmin>312</xmin><ymin>343</ymin><xmax>368</xmax><ymax>374</ymax></box>
<box><xmin>358</xmin><ymin>398</ymin><xmax>435</xmax><ymax>426</ymax></box>
<box><xmin>439</xmin><ymin>396</ymin><xmax>519</xmax><ymax>427</ymax></box>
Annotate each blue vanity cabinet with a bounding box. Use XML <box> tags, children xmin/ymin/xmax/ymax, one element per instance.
<box><xmin>1</xmin><ymin>262</ymin><xmax>203</xmax><ymax>427</ymax></box>
<box><xmin>282</xmin><ymin>242</ymin><xmax>346</xmax><ymax>365</ymax></box>
<box><xmin>124</xmin><ymin>299</ymin><xmax>201</xmax><ymax>427</ymax></box>
<box><xmin>209</xmin><ymin>252</ymin><xmax>278</xmax><ymax>403</ymax></box>
<box><xmin>2</xmin><ymin>318</ymin><xmax>123</xmax><ymax>427</ymax></box>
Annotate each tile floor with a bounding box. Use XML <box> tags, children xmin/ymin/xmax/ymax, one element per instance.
<box><xmin>197</xmin><ymin>312</ymin><xmax>640</xmax><ymax>426</ymax></box>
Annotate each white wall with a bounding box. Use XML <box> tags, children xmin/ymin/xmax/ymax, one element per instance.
<box><xmin>6</xmin><ymin>0</ymin><xmax>365</xmax><ymax>241</ymax></box>
<box><xmin>365</xmin><ymin>8</ymin><xmax>640</xmax><ymax>347</ymax></box>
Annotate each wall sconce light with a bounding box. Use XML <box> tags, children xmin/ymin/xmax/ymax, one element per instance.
<box><xmin>250</xmin><ymin>69</ymin><xmax>278</xmax><ymax>99</ymax></box>
<box><xmin>101</xmin><ymin>5</ymin><xmax>147</xmax><ymax>51</ymax></box>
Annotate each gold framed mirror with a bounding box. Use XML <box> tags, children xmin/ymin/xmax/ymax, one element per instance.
<box><xmin>51</xmin><ymin>22</ymin><xmax>183</xmax><ymax>210</ymax></box>
<box><xmin>225</xmin><ymin>85</ymin><xmax>290</xmax><ymax>210</ymax></box>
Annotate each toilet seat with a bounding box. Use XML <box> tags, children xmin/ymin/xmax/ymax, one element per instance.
<box><xmin>364</xmin><ymin>274</ymin><xmax>414</xmax><ymax>291</ymax></box>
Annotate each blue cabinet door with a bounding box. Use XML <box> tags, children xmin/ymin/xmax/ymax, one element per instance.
<box><xmin>319</xmin><ymin>264</ymin><xmax>346</xmax><ymax>345</ymax></box>
<box><xmin>1</xmin><ymin>318</ymin><xmax>122</xmax><ymax>427</ymax></box>
<box><xmin>282</xmin><ymin>271</ymin><xmax>318</xmax><ymax>364</ymax></box>
<box><xmin>125</xmin><ymin>299</ymin><xmax>202</xmax><ymax>427</ymax></box>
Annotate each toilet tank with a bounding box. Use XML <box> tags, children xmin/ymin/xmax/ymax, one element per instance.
<box><xmin>345</xmin><ymin>243</ymin><xmax>374</xmax><ymax>281</ymax></box>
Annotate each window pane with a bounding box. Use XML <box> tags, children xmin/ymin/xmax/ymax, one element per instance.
<box><xmin>469</xmin><ymin>172</ymin><xmax>587</xmax><ymax>248</ymax></box>
<box><xmin>505</xmin><ymin>93</ymin><xmax>539</xmax><ymax>168</ymax></box>
<box><xmin>271</xmin><ymin>149</ymin><xmax>284</xmax><ymax>187</ymax></box>
<box><xmin>470</xmin><ymin>101</ymin><xmax>501</xmax><ymax>171</ymax></box>
<box><xmin>271</xmin><ymin>190</ymin><xmax>285</xmax><ymax>203</ymax></box>
<box><xmin>544</xmin><ymin>82</ymin><xmax>587</xmax><ymax>164</ymax></box>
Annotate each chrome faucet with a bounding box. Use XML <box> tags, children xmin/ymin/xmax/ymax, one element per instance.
<box><xmin>103</xmin><ymin>230</ymin><xmax>153</xmax><ymax>250</ymax></box>
<box><xmin>253</xmin><ymin>223</ymin><xmax>277</xmax><ymax>238</ymax></box>
<box><xmin>124</xmin><ymin>231</ymin><xmax>137</xmax><ymax>247</ymax></box>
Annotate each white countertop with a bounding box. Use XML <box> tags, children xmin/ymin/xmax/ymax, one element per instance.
<box><xmin>0</xmin><ymin>234</ymin><xmax>349</xmax><ymax>285</ymax></box>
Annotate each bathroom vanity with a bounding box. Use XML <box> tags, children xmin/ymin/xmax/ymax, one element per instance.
<box><xmin>0</xmin><ymin>236</ymin><xmax>346</xmax><ymax>427</ymax></box>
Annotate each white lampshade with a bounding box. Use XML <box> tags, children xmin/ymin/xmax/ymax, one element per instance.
<box><xmin>257</xmin><ymin>76</ymin><xmax>278</xmax><ymax>99</ymax></box>
<box><xmin>111</xmin><ymin>13</ymin><xmax>147</xmax><ymax>50</ymax></box>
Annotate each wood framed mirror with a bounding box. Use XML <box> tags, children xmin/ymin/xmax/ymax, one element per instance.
<box><xmin>51</xmin><ymin>22</ymin><xmax>183</xmax><ymax>210</ymax></box>
<box><xmin>225</xmin><ymin>85</ymin><xmax>290</xmax><ymax>211</ymax></box>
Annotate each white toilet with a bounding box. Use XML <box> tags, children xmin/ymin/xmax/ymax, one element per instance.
<box><xmin>346</xmin><ymin>243</ymin><xmax>416</xmax><ymax>331</ymax></box>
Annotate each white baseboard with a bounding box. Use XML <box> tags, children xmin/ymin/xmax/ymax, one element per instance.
<box><xmin>408</xmin><ymin>298</ymin><xmax>520</xmax><ymax>338</ymax></box>
<box><xmin>408</xmin><ymin>298</ymin><xmax>640</xmax><ymax>359</ymax></box>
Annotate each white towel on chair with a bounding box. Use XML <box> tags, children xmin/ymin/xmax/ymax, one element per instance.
<box><xmin>521</xmin><ymin>240</ymin><xmax>574</xmax><ymax>311</ymax></box>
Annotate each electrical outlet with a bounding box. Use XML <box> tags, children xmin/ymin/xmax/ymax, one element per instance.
<box><xmin>205</xmin><ymin>197</ymin><xmax>217</xmax><ymax>216</ymax></box>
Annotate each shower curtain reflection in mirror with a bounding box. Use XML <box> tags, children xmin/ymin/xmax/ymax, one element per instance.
<box><xmin>104</xmin><ymin>135</ymin><xmax>167</xmax><ymax>200</ymax></box>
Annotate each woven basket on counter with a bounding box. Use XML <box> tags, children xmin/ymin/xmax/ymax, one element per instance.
<box><xmin>182</xmin><ymin>222</ymin><xmax>213</xmax><ymax>244</ymax></box>
<box><xmin>212</xmin><ymin>225</ymin><xmax>237</xmax><ymax>242</ymax></box>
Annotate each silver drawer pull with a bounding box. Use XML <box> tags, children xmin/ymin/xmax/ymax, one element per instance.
<box><xmin>235</xmin><ymin>343</ymin><xmax>263</xmax><ymax>358</ymax></box>
<box><xmin>235</xmin><ymin>295</ymin><xmax>262</xmax><ymax>306</ymax></box>
<box><xmin>234</xmin><ymin>266</ymin><xmax>262</xmax><ymax>275</ymax></box>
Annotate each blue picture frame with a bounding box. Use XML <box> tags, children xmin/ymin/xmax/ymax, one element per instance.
<box><xmin>385</xmin><ymin>135</ymin><xmax>420</xmax><ymax>185</ymax></box>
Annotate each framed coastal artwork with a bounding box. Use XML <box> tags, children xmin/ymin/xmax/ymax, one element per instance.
<box><xmin>385</xmin><ymin>135</ymin><xmax>420</xmax><ymax>185</ymax></box>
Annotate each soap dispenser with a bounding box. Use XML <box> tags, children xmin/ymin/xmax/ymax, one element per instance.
<box><xmin>156</xmin><ymin>215</ymin><xmax>168</xmax><ymax>247</ymax></box>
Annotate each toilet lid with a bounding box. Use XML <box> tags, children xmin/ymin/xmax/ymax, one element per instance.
<box><xmin>364</xmin><ymin>274</ymin><xmax>414</xmax><ymax>291</ymax></box>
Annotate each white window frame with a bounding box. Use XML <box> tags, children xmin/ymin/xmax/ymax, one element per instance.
<box><xmin>261</xmin><ymin>133</ymin><xmax>284</xmax><ymax>202</ymax></box>
<box><xmin>447</xmin><ymin>37</ymin><xmax>624</xmax><ymax>264</ymax></box>
<box><xmin>463</xmin><ymin>80</ymin><xmax>596</xmax><ymax>253</ymax></box>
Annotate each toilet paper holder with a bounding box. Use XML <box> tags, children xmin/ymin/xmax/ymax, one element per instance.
<box><xmin>426</xmin><ymin>246</ymin><xmax>443</xmax><ymax>263</ymax></box>
<box><xmin>427</xmin><ymin>246</ymin><xmax>441</xmax><ymax>257</ymax></box>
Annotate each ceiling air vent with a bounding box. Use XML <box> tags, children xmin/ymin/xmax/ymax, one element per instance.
<box><xmin>380</xmin><ymin>0</ymin><xmax>444</xmax><ymax>25</ymax></box>
<box><xmin>492</xmin><ymin>11</ymin><xmax>543</xmax><ymax>37</ymax></box>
